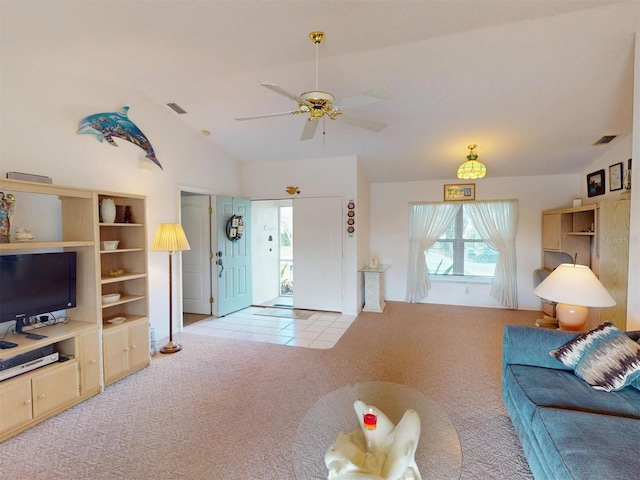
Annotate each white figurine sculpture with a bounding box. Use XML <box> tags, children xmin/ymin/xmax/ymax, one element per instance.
<box><xmin>325</xmin><ymin>400</ymin><xmax>422</xmax><ymax>480</ymax></box>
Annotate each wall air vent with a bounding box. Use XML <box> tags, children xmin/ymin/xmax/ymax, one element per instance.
<box><xmin>166</xmin><ymin>103</ymin><xmax>187</xmax><ymax>114</ymax></box>
<box><xmin>593</xmin><ymin>135</ymin><xmax>617</xmax><ymax>145</ymax></box>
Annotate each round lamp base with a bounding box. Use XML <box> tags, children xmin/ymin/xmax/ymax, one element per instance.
<box><xmin>160</xmin><ymin>341</ymin><xmax>182</xmax><ymax>354</ymax></box>
<box><xmin>556</xmin><ymin>303</ymin><xmax>588</xmax><ymax>331</ymax></box>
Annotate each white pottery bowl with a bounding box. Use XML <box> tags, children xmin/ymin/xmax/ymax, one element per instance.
<box><xmin>101</xmin><ymin>240</ymin><xmax>119</xmax><ymax>250</ymax></box>
<box><xmin>107</xmin><ymin>316</ymin><xmax>127</xmax><ymax>324</ymax></box>
<box><xmin>102</xmin><ymin>293</ymin><xmax>121</xmax><ymax>304</ymax></box>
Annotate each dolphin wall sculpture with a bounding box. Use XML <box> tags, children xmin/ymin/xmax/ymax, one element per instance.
<box><xmin>77</xmin><ymin>106</ymin><xmax>162</xmax><ymax>169</ymax></box>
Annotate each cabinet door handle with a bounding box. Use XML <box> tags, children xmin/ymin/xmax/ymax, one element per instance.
<box><xmin>24</xmin><ymin>399</ymin><xmax>32</xmax><ymax>405</ymax></box>
<box><xmin>124</xmin><ymin>347</ymin><xmax>130</xmax><ymax>352</ymax></box>
<box><xmin>131</xmin><ymin>344</ymin><xmax>136</xmax><ymax>349</ymax></box>
<box><xmin>89</xmin><ymin>359</ymin><xmax>96</xmax><ymax>365</ymax></box>
<box><xmin>38</xmin><ymin>394</ymin><xmax>45</xmax><ymax>400</ymax></box>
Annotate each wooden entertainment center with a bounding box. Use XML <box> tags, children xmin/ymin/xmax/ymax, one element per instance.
<box><xmin>0</xmin><ymin>179</ymin><xmax>150</xmax><ymax>441</ymax></box>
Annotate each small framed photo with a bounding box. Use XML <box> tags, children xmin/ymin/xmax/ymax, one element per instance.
<box><xmin>609</xmin><ymin>162</ymin><xmax>623</xmax><ymax>191</ymax></box>
<box><xmin>444</xmin><ymin>183</ymin><xmax>475</xmax><ymax>201</ymax></box>
<box><xmin>587</xmin><ymin>169</ymin><xmax>605</xmax><ymax>197</ymax></box>
<box><xmin>231</xmin><ymin>217</ymin><xmax>239</xmax><ymax>227</ymax></box>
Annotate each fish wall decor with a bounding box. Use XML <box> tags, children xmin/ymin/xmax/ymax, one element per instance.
<box><xmin>77</xmin><ymin>106</ymin><xmax>162</xmax><ymax>169</ymax></box>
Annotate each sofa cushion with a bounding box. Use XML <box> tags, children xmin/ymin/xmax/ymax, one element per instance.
<box><xmin>504</xmin><ymin>364</ymin><xmax>640</xmax><ymax>424</ymax></box>
<box><xmin>531</xmin><ymin>408</ymin><xmax>640</xmax><ymax>480</ymax></box>
<box><xmin>552</xmin><ymin>322</ymin><xmax>640</xmax><ymax>392</ymax></box>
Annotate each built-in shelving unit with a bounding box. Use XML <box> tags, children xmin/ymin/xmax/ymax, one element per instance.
<box><xmin>541</xmin><ymin>204</ymin><xmax>596</xmax><ymax>269</ymax></box>
<box><xmin>0</xmin><ymin>180</ymin><xmax>151</xmax><ymax>441</ymax></box>
<box><xmin>96</xmin><ymin>192</ymin><xmax>150</xmax><ymax>386</ymax></box>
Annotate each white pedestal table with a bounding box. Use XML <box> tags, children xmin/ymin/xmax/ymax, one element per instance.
<box><xmin>359</xmin><ymin>264</ymin><xmax>389</xmax><ymax>313</ymax></box>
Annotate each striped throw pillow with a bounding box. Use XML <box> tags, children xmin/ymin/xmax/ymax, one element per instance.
<box><xmin>552</xmin><ymin>322</ymin><xmax>640</xmax><ymax>392</ymax></box>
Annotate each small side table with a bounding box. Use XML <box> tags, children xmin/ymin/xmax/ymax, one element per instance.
<box><xmin>359</xmin><ymin>264</ymin><xmax>389</xmax><ymax>313</ymax></box>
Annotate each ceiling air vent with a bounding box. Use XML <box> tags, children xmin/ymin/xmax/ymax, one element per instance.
<box><xmin>166</xmin><ymin>102</ymin><xmax>187</xmax><ymax>115</ymax></box>
<box><xmin>593</xmin><ymin>135</ymin><xmax>617</xmax><ymax>146</ymax></box>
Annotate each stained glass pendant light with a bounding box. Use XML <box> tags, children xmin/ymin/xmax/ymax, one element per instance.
<box><xmin>457</xmin><ymin>144</ymin><xmax>486</xmax><ymax>179</ymax></box>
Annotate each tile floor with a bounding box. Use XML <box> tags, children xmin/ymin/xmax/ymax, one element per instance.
<box><xmin>184</xmin><ymin>306</ymin><xmax>356</xmax><ymax>349</ymax></box>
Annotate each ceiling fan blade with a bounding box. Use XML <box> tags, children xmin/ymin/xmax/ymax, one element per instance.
<box><xmin>336</xmin><ymin>113</ymin><xmax>387</xmax><ymax>133</ymax></box>
<box><xmin>336</xmin><ymin>88</ymin><xmax>393</xmax><ymax>110</ymax></box>
<box><xmin>300</xmin><ymin>119</ymin><xmax>319</xmax><ymax>141</ymax></box>
<box><xmin>260</xmin><ymin>82</ymin><xmax>308</xmax><ymax>105</ymax></box>
<box><xmin>235</xmin><ymin>111</ymin><xmax>298</xmax><ymax>121</ymax></box>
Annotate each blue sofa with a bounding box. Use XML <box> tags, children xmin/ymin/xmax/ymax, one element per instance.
<box><xmin>502</xmin><ymin>325</ymin><xmax>640</xmax><ymax>479</ymax></box>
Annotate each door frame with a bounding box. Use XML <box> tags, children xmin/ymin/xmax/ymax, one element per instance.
<box><xmin>176</xmin><ymin>184</ymin><xmax>216</xmax><ymax>331</ymax></box>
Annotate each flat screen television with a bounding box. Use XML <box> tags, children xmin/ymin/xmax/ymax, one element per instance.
<box><xmin>0</xmin><ymin>252</ymin><xmax>77</xmax><ymax>332</ymax></box>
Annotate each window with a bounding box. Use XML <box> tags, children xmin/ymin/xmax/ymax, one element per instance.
<box><xmin>425</xmin><ymin>205</ymin><xmax>497</xmax><ymax>277</ymax></box>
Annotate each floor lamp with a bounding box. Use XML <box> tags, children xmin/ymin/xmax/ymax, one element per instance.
<box><xmin>152</xmin><ymin>223</ymin><xmax>190</xmax><ymax>354</ymax></box>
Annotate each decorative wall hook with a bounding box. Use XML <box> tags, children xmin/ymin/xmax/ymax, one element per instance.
<box><xmin>286</xmin><ymin>186</ymin><xmax>300</xmax><ymax>195</ymax></box>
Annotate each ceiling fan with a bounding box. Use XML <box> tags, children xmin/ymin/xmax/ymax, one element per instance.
<box><xmin>235</xmin><ymin>31</ymin><xmax>392</xmax><ymax>141</ymax></box>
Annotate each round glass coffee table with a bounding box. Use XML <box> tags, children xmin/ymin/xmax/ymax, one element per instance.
<box><xmin>292</xmin><ymin>381</ymin><xmax>462</xmax><ymax>479</ymax></box>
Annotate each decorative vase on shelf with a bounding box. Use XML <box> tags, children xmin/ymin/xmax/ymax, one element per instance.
<box><xmin>101</xmin><ymin>198</ymin><xmax>116</xmax><ymax>223</ymax></box>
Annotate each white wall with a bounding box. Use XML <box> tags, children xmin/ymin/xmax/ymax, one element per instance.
<box><xmin>627</xmin><ymin>28</ymin><xmax>640</xmax><ymax>330</ymax></box>
<box><xmin>1</xmin><ymin>58</ymin><xmax>242</xmax><ymax>340</ymax></box>
<box><xmin>579</xmin><ymin>134</ymin><xmax>633</xmax><ymax>203</ymax></box>
<box><xmin>241</xmin><ymin>156</ymin><xmax>360</xmax><ymax>314</ymax></box>
<box><xmin>370</xmin><ymin>174</ymin><xmax>582</xmax><ymax>310</ymax></box>
<box><xmin>356</xmin><ymin>162</ymin><xmax>372</xmax><ymax>310</ymax></box>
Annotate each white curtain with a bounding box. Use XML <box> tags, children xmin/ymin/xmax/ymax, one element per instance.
<box><xmin>466</xmin><ymin>200</ymin><xmax>519</xmax><ymax>308</ymax></box>
<box><xmin>406</xmin><ymin>202</ymin><xmax>461</xmax><ymax>302</ymax></box>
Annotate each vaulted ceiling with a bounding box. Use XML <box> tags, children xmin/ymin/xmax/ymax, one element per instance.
<box><xmin>1</xmin><ymin>1</ymin><xmax>637</xmax><ymax>182</ymax></box>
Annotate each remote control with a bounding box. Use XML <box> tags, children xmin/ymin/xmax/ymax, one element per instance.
<box><xmin>0</xmin><ymin>340</ymin><xmax>18</xmax><ymax>349</ymax></box>
<box><xmin>25</xmin><ymin>333</ymin><xmax>47</xmax><ymax>340</ymax></box>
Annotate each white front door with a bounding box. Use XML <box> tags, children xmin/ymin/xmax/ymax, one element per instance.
<box><xmin>217</xmin><ymin>196</ymin><xmax>252</xmax><ymax>316</ymax></box>
<box><xmin>293</xmin><ymin>197</ymin><xmax>343</xmax><ymax>311</ymax></box>
<box><xmin>181</xmin><ymin>194</ymin><xmax>213</xmax><ymax>315</ymax></box>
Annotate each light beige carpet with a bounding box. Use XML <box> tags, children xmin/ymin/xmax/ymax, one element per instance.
<box><xmin>0</xmin><ymin>302</ymin><xmax>537</xmax><ymax>479</ymax></box>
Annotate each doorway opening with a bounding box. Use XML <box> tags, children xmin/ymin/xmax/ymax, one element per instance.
<box><xmin>251</xmin><ymin>196</ymin><xmax>343</xmax><ymax>312</ymax></box>
<box><xmin>278</xmin><ymin>204</ymin><xmax>293</xmax><ymax>306</ymax></box>
<box><xmin>252</xmin><ymin>199</ymin><xmax>293</xmax><ymax>307</ymax></box>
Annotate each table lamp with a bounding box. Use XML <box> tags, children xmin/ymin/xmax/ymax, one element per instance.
<box><xmin>152</xmin><ymin>223</ymin><xmax>190</xmax><ymax>353</ymax></box>
<box><xmin>533</xmin><ymin>263</ymin><xmax>615</xmax><ymax>331</ymax></box>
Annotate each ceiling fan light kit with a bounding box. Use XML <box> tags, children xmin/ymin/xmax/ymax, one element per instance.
<box><xmin>235</xmin><ymin>31</ymin><xmax>389</xmax><ymax>142</ymax></box>
<box><xmin>457</xmin><ymin>143</ymin><xmax>487</xmax><ymax>180</ymax></box>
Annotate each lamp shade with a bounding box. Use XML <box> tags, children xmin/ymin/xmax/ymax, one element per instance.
<box><xmin>533</xmin><ymin>263</ymin><xmax>615</xmax><ymax>307</ymax></box>
<box><xmin>151</xmin><ymin>223</ymin><xmax>191</xmax><ymax>252</ymax></box>
<box><xmin>457</xmin><ymin>143</ymin><xmax>486</xmax><ymax>180</ymax></box>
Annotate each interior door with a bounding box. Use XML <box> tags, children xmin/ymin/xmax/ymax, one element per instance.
<box><xmin>293</xmin><ymin>197</ymin><xmax>343</xmax><ymax>311</ymax></box>
<box><xmin>217</xmin><ymin>196</ymin><xmax>252</xmax><ymax>316</ymax></box>
<box><xmin>181</xmin><ymin>194</ymin><xmax>213</xmax><ymax>314</ymax></box>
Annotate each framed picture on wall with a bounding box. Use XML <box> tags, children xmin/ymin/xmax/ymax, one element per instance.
<box><xmin>587</xmin><ymin>169</ymin><xmax>605</xmax><ymax>197</ymax></box>
<box><xmin>444</xmin><ymin>183</ymin><xmax>475</xmax><ymax>201</ymax></box>
<box><xmin>609</xmin><ymin>162</ymin><xmax>623</xmax><ymax>191</ymax></box>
